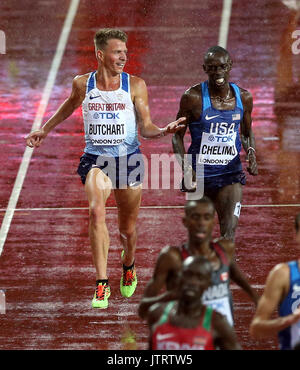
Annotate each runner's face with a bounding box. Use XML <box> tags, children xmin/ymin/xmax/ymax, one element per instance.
<box><xmin>99</xmin><ymin>39</ymin><xmax>127</xmax><ymax>74</ymax></box>
<box><xmin>203</xmin><ymin>53</ymin><xmax>231</xmax><ymax>88</ymax></box>
<box><xmin>184</xmin><ymin>203</ymin><xmax>215</xmax><ymax>243</ymax></box>
<box><xmin>180</xmin><ymin>262</ymin><xmax>211</xmax><ymax>301</ymax></box>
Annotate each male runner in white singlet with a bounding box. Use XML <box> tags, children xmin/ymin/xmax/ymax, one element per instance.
<box><xmin>26</xmin><ymin>29</ymin><xmax>185</xmax><ymax>309</ymax></box>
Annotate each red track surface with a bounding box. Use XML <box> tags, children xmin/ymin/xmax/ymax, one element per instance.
<box><xmin>1</xmin><ymin>0</ymin><xmax>300</xmax><ymax>350</ymax></box>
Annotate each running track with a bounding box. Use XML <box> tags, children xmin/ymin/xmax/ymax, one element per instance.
<box><xmin>0</xmin><ymin>0</ymin><xmax>300</xmax><ymax>350</ymax></box>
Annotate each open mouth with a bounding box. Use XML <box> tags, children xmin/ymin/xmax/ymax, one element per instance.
<box><xmin>182</xmin><ymin>286</ymin><xmax>198</xmax><ymax>298</ymax></box>
<box><xmin>215</xmin><ymin>77</ymin><xmax>225</xmax><ymax>86</ymax></box>
<box><xmin>184</xmin><ymin>289</ymin><xmax>197</xmax><ymax>298</ymax></box>
<box><xmin>195</xmin><ymin>231</ymin><xmax>206</xmax><ymax>239</ymax></box>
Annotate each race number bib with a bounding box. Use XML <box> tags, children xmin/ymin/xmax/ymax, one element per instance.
<box><xmin>198</xmin><ymin>132</ymin><xmax>237</xmax><ymax>166</ymax></box>
<box><xmin>87</xmin><ymin>118</ymin><xmax>127</xmax><ymax>146</ymax></box>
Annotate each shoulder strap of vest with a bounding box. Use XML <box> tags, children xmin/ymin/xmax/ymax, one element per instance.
<box><xmin>86</xmin><ymin>71</ymin><xmax>96</xmax><ymax>94</ymax></box>
<box><xmin>181</xmin><ymin>244</ymin><xmax>190</xmax><ymax>260</ymax></box>
<box><xmin>288</xmin><ymin>260</ymin><xmax>300</xmax><ymax>283</ymax></box>
<box><xmin>202</xmin><ymin>305</ymin><xmax>213</xmax><ymax>331</ymax></box>
<box><xmin>201</xmin><ymin>81</ymin><xmax>211</xmax><ymax>111</ymax></box>
<box><xmin>212</xmin><ymin>241</ymin><xmax>229</xmax><ymax>265</ymax></box>
<box><xmin>121</xmin><ymin>72</ymin><xmax>129</xmax><ymax>93</ymax></box>
<box><xmin>230</xmin><ymin>82</ymin><xmax>244</xmax><ymax>112</ymax></box>
<box><xmin>157</xmin><ymin>301</ymin><xmax>176</xmax><ymax>326</ymax></box>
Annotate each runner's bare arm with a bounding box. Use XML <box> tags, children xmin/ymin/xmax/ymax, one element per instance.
<box><xmin>147</xmin><ymin>303</ymin><xmax>166</xmax><ymax>327</ymax></box>
<box><xmin>213</xmin><ymin>311</ymin><xmax>242</xmax><ymax>350</ymax></box>
<box><xmin>250</xmin><ymin>263</ymin><xmax>300</xmax><ymax>338</ymax></box>
<box><xmin>131</xmin><ymin>76</ymin><xmax>186</xmax><ymax>138</ymax></box>
<box><xmin>172</xmin><ymin>88</ymin><xmax>200</xmax><ymax>169</ymax></box>
<box><xmin>172</xmin><ymin>94</ymin><xmax>189</xmax><ymax>169</ymax></box>
<box><xmin>240</xmin><ymin>89</ymin><xmax>258</xmax><ymax>175</ymax></box>
<box><xmin>26</xmin><ymin>75</ymin><xmax>87</xmax><ymax>148</ymax></box>
<box><xmin>138</xmin><ymin>247</ymin><xmax>181</xmax><ymax>319</ymax></box>
<box><xmin>230</xmin><ymin>261</ymin><xmax>259</xmax><ymax>305</ymax></box>
<box><xmin>138</xmin><ymin>288</ymin><xmax>178</xmax><ymax>320</ymax></box>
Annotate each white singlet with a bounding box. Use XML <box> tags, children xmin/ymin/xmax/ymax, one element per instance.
<box><xmin>82</xmin><ymin>71</ymin><xmax>140</xmax><ymax>157</ymax></box>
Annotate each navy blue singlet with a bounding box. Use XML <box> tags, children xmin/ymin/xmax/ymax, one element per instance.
<box><xmin>187</xmin><ymin>81</ymin><xmax>244</xmax><ymax>178</ymax></box>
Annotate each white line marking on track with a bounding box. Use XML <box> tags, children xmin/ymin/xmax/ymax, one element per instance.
<box><xmin>218</xmin><ymin>0</ymin><xmax>233</xmax><ymax>48</ymax></box>
<box><xmin>0</xmin><ymin>204</ymin><xmax>299</xmax><ymax>212</ymax></box>
<box><xmin>0</xmin><ymin>0</ymin><xmax>80</xmax><ymax>256</ymax></box>
<box><xmin>230</xmin><ymin>284</ymin><xmax>265</xmax><ymax>290</ymax></box>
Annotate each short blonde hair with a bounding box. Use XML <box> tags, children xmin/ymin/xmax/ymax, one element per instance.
<box><xmin>94</xmin><ymin>28</ymin><xmax>127</xmax><ymax>51</ymax></box>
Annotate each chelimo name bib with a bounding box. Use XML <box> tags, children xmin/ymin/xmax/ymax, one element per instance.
<box><xmin>198</xmin><ymin>131</ymin><xmax>238</xmax><ymax>166</ymax></box>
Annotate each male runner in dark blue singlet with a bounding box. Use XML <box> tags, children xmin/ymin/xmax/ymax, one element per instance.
<box><xmin>173</xmin><ymin>46</ymin><xmax>258</xmax><ymax>241</ymax></box>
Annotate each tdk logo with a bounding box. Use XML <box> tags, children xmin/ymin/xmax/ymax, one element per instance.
<box><xmin>214</xmin><ymin>135</ymin><xmax>233</xmax><ymax>142</ymax></box>
<box><xmin>92</xmin><ymin>112</ymin><xmax>120</xmax><ymax>119</ymax></box>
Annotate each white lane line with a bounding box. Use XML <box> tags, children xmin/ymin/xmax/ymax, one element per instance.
<box><xmin>230</xmin><ymin>284</ymin><xmax>265</xmax><ymax>290</ymax></box>
<box><xmin>218</xmin><ymin>0</ymin><xmax>233</xmax><ymax>48</ymax></box>
<box><xmin>0</xmin><ymin>204</ymin><xmax>299</xmax><ymax>212</ymax></box>
<box><xmin>0</xmin><ymin>0</ymin><xmax>80</xmax><ymax>256</ymax></box>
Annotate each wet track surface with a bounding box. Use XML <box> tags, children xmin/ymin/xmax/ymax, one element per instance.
<box><xmin>1</xmin><ymin>0</ymin><xmax>300</xmax><ymax>350</ymax></box>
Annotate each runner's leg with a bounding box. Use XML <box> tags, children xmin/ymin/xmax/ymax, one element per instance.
<box><xmin>214</xmin><ymin>182</ymin><xmax>243</xmax><ymax>241</ymax></box>
<box><xmin>85</xmin><ymin>167</ymin><xmax>112</xmax><ymax>279</ymax></box>
<box><xmin>114</xmin><ymin>185</ymin><xmax>142</xmax><ymax>266</ymax></box>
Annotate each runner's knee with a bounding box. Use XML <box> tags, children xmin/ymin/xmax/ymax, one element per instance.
<box><xmin>86</xmin><ymin>168</ymin><xmax>112</xmax><ymax>194</ymax></box>
<box><xmin>89</xmin><ymin>202</ymin><xmax>106</xmax><ymax>225</ymax></box>
<box><xmin>119</xmin><ymin>225</ymin><xmax>137</xmax><ymax>240</ymax></box>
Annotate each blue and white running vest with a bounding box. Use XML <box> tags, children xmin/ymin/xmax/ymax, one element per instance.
<box><xmin>278</xmin><ymin>260</ymin><xmax>300</xmax><ymax>350</ymax></box>
<box><xmin>82</xmin><ymin>71</ymin><xmax>140</xmax><ymax>157</ymax></box>
<box><xmin>187</xmin><ymin>81</ymin><xmax>244</xmax><ymax>178</ymax></box>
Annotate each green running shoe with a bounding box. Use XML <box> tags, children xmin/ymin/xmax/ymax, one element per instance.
<box><xmin>120</xmin><ymin>250</ymin><xmax>137</xmax><ymax>298</ymax></box>
<box><xmin>92</xmin><ymin>282</ymin><xmax>111</xmax><ymax>309</ymax></box>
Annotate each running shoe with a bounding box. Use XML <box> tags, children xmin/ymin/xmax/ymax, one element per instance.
<box><xmin>120</xmin><ymin>251</ymin><xmax>137</xmax><ymax>298</ymax></box>
<box><xmin>92</xmin><ymin>282</ymin><xmax>111</xmax><ymax>309</ymax></box>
